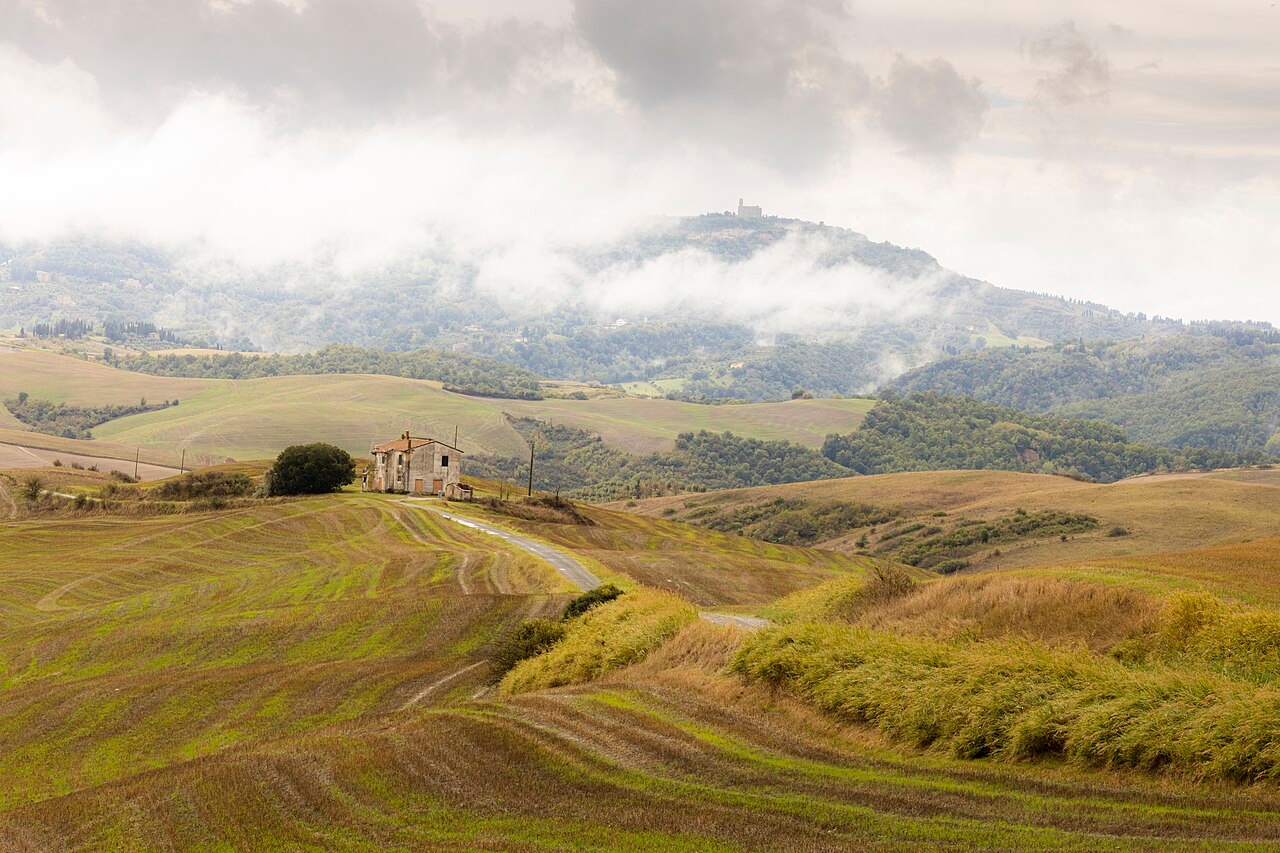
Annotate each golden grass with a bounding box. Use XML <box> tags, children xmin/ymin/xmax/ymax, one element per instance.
<box><xmin>500</xmin><ymin>588</ymin><xmax>698</xmax><ymax>694</ymax></box>
<box><xmin>859</xmin><ymin>574</ymin><xmax>1163</xmax><ymax>653</ymax></box>
<box><xmin>625</xmin><ymin>469</ymin><xmax>1280</xmax><ymax>572</ymax></box>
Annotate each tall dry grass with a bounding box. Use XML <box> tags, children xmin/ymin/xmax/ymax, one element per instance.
<box><xmin>733</xmin><ymin>621</ymin><xmax>1280</xmax><ymax>781</ymax></box>
<box><xmin>500</xmin><ymin>588</ymin><xmax>697</xmax><ymax>694</ymax></box>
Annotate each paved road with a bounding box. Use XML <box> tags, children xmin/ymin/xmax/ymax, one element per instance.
<box><xmin>408</xmin><ymin>502</ymin><xmax>603</xmax><ymax>592</ymax></box>
<box><xmin>406</xmin><ymin>501</ymin><xmax>770</xmax><ymax>631</ymax></box>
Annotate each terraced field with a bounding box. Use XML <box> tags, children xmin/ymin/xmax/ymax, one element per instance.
<box><xmin>3</xmin><ymin>473</ymin><xmax>1280</xmax><ymax>849</ymax></box>
<box><xmin>0</xmin><ymin>349</ymin><xmax>871</xmax><ymax>463</ymax></box>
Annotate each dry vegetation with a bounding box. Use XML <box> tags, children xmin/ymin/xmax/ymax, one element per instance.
<box><xmin>5</xmin><ymin>459</ymin><xmax>1280</xmax><ymax>848</ymax></box>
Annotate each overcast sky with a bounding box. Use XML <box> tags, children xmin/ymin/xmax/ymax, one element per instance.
<box><xmin>1</xmin><ymin>0</ymin><xmax>1277</xmax><ymax>323</ymax></box>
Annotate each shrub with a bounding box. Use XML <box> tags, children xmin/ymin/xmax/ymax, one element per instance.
<box><xmin>501</xmin><ymin>589</ymin><xmax>697</xmax><ymax>694</ymax></box>
<box><xmin>154</xmin><ymin>471</ymin><xmax>254</xmax><ymax>500</ymax></box>
<box><xmin>934</xmin><ymin>559</ymin><xmax>969</xmax><ymax>575</ymax></box>
<box><xmin>21</xmin><ymin>476</ymin><xmax>44</xmax><ymax>502</ymax></box>
<box><xmin>562</xmin><ymin>584</ymin><xmax>623</xmax><ymax>620</ymax></box>
<box><xmin>489</xmin><ymin>619</ymin><xmax>566</xmax><ymax>682</ymax></box>
<box><xmin>266</xmin><ymin>443</ymin><xmax>356</xmax><ymax>495</ymax></box>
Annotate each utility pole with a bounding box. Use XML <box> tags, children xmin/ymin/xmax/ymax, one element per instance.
<box><xmin>179</xmin><ymin>448</ymin><xmax>186</xmax><ymax>474</ymax></box>
<box><xmin>453</xmin><ymin>424</ymin><xmax>458</xmax><ymax>449</ymax></box>
<box><xmin>527</xmin><ymin>439</ymin><xmax>535</xmax><ymax>497</ymax></box>
<box><xmin>133</xmin><ymin>448</ymin><xmax>140</xmax><ymax>480</ymax></box>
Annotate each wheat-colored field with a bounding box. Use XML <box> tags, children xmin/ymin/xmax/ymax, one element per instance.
<box><xmin>624</xmin><ymin>468</ymin><xmax>1280</xmax><ymax>571</ymax></box>
<box><xmin>0</xmin><ymin>349</ymin><xmax>871</xmax><ymax>462</ymax></box>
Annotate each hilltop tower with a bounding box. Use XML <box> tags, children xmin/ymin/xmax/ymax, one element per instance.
<box><xmin>737</xmin><ymin>198</ymin><xmax>762</xmax><ymax>218</ymax></box>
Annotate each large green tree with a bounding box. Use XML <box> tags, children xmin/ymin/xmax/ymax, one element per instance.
<box><xmin>267</xmin><ymin>443</ymin><xmax>356</xmax><ymax>495</ymax></box>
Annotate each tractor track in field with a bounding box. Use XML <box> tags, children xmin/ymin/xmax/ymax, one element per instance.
<box><xmin>400</xmin><ymin>500</ymin><xmax>769</xmax><ymax>630</ymax></box>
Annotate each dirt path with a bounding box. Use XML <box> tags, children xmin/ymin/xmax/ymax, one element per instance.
<box><xmin>400</xmin><ymin>660</ymin><xmax>488</xmax><ymax>709</ymax></box>
<box><xmin>698</xmin><ymin>613</ymin><xmax>771</xmax><ymax>630</ymax></box>
<box><xmin>407</xmin><ymin>502</ymin><xmax>603</xmax><ymax>593</ymax></box>
<box><xmin>403</xmin><ymin>500</ymin><xmax>772</xmax><ymax>630</ymax></box>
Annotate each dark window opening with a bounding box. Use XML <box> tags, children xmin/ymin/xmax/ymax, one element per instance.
<box><xmin>441</xmin><ymin>455</ymin><xmax>450</xmax><ymax>467</ymax></box>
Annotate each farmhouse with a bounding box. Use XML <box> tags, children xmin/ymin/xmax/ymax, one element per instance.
<box><xmin>366</xmin><ymin>432</ymin><xmax>462</xmax><ymax>495</ymax></box>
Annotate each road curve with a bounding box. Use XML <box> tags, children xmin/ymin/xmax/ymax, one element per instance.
<box><xmin>698</xmin><ymin>613</ymin><xmax>771</xmax><ymax>630</ymax></box>
<box><xmin>406</xmin><ymin>502</ymin><xmax>602</xmax><ymax>592</ymax></box>
<box><xmin>405</xmin><ymin>501</ymin><xmax>770</xmax><ymax>630</ymax></box>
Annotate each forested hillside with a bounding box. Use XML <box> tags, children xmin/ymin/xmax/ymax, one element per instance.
<box><xmin>1</xmin><ymin>214</ymin><xmax>1176</xmax><ymax>401</ymax></box>
<box><xmin>820</xmin><ymin>393</ymin><xmax>1267</xmax><ymax>483</ymax></box>
<box><xmin>465</xmin><ymin>416</ymin><xmax>851</xmax><ymax>500</ymax></box>
<box><xmin>891</xmin><ymin>327</ymin><xmax>1280</xmax><ymax>452</ymax></box>
<box><xmin>115</xmin><ymin>344</ymin><xmax>546</xmax><ymax>399</ymax></box>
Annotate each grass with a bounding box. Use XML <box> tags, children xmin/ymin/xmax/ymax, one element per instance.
<box><xmin>7</xmin><ymin>460</ymin><xmax>1280</xmax><ymax>848</ymax></box>
<box><xmin>0</xmin><ymin>494</ymin><xmax>572</xmax><ymax>808</ymax></box>
<box><xmin>624</xmin><ymin>468</ymin><xmax>1280</xmax><ymax>571</ymax></box>
<box><xmin>500</xmin><ymin>588</ymin><xmax>698</xmax><ymax>694</ymax></box>
<box><xmin>1</xmin><ymin>348</ymin><xmax>872</xmax><ymax>462</ymax></box>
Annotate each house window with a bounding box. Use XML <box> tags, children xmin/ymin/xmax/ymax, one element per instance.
<box><xmin>441</xmin><ymin>455</ymin><xmax>449</xmax><ymax>467</ymax></box>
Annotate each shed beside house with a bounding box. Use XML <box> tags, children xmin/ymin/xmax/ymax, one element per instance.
<box><xmin>366</xmin><ymin>432</ymin><xmax>463</xmax><ymax>495</ymax></box>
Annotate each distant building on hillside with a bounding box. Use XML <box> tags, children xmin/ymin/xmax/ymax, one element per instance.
<box><xmin>737</xmin><ymin>198</ymin><xmax>762</xmax><ymax>218</ymax></box>
<box><xmin>365</xmin><ymin>431</ymin><xmax>462</xmax><ymax>496</ymax></box>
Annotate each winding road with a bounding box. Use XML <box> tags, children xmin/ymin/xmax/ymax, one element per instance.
<box><xmin>404</xmin><ymin>500</ymin><xmax>769</xmax><ymax>631</ymax></box>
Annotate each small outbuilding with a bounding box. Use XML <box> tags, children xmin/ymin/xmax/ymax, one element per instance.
<box><xmin>366</xmin><ymin>432</ymin><xmax>463</xmax><ymax>496</ymax></box>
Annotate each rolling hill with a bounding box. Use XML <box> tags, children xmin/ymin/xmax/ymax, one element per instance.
<box><xmin>0</xmin><ymin>349</ymin><xmax>872</xmax><ymax>464</ymax></box>
<box><xmin>4</xmin><ymin>470</ymin><xmax>1280</xmax><ymax>848</ymax></box>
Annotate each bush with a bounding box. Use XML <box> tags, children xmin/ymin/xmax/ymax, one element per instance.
<box><xmin>562</xmin><ymin>584</ymin><xmax>624</xmax><ymax>620</ymax></box>
<box><xmin>489</xmin><ymin>619</ymin><xmax>566</xmax><ymax>682</ymax></box>
<box><xmin>266</xmin><ymin>443</ymin><xmax>356</xmax><ymax>495</ymax></box>
<box><xmin>501</xmin><ymin>589</ymin><xmax>697</xmax><ymax>694</ymax></box>
<box><xmin>154</xmin><ymin>471</ymin><xmax>254</xmax><ymax>500</ymax></box>
<box><xmin>21</xmin><ymin>476</ymin><xmax>44</xmax><ymax>502</ymax></box>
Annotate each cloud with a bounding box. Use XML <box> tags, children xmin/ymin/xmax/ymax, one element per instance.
<box><xmin>472</xmin><ymin>227</ymin><xmax>950</xmax><ymax>339</ymax></box>
<box><xmin>572</xmin><ymin>0</ymin><xmax>872</xmax><ymax>172</ymax></box>
<box><xmin>873</xmin><ymin>56</ymin><xmax>988</xmax><ymax>158</ymax></box>
<box><xmin>0</xmin><ymin>0</ymin><xmax>573</xmax><ymax>123</ymax></box>
<box><xmin>1028</xmin><ymin>20</ymin><xmax>1111</xmax><ymax>108</ymax></box>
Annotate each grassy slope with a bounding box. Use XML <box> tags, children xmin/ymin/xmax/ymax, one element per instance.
<box><xmin>623</xmin><ymin>469</ymin><xmax>1280</xmax><ymax>575</ymax></box>
<box><xmin>0</xmin><ymin>350</ymin><xmax>870</xmax><ymax>462</ymax></box>
<box><xmin>4</xmin><ymin>481</ymin><xmax>1280</xmax><ymax>848</ymax></box>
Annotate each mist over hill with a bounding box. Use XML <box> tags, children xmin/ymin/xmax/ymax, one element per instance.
<box><xmin>1</xmin><ymin>213</ymin><xmax>1180</xmax><ymax>401</ymax></box>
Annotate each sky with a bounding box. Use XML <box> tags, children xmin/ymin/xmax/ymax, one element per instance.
<box><xmin>1</xmin><ymin>0</ymin><xmax>1277</xmax><ymax>324</ymax></box>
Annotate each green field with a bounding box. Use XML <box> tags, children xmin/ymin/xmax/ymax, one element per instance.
<box><xmin>4</xmin><ymin>467</ymin><xmax>1280</xmax><ymax>848</ymax></box>
<box><xmin>0</xmin><ymin>350</ymin><xmax>872</xmax><ymax>463</ymax></box>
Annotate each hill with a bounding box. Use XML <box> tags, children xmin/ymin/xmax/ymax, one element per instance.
<box><xmin>890</xmin><ymin>327</ymin><xmax>1280</xmax><ymax>453</ymax></box>
<box><xmin>622</xmin><ymin>467</ymin><xmax>1280</xmax><ymax>575</ymax></box>
<box><xmin>0</xmin><ymin>349</ymin><xmax>871</xmax><ymax>464</ymax></box>
<box><xmin>819</xmin><ymin>392</ymin><xmax>1204</xmax><ymax>484</ymax></box>
<box><xmin>4</xmin><ymin>477</ymin><xmax>1280</xmax><ymax>848</ymax></box>
<box><xmin>1</xmin><ymin>215</ymin><xmax>1179</xmax><ymax>401</ymax></box>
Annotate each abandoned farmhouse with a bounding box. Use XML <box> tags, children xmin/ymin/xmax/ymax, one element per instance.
<box><xmin>365</xmin><ymin>432</ymin><xmax>466</xmax><ymax>497</ymax></box>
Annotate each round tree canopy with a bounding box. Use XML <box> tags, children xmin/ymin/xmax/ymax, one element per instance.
<box><xmin>268</xmin><ymin>443</ymin><xmax>356</xmax><ymax>495</ymax></box>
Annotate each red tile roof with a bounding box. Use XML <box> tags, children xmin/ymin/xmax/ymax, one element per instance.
<box><xmin>371</xmin><ymin>435</ymin><xmax>462</xmax><ymax>454</ymax></box>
